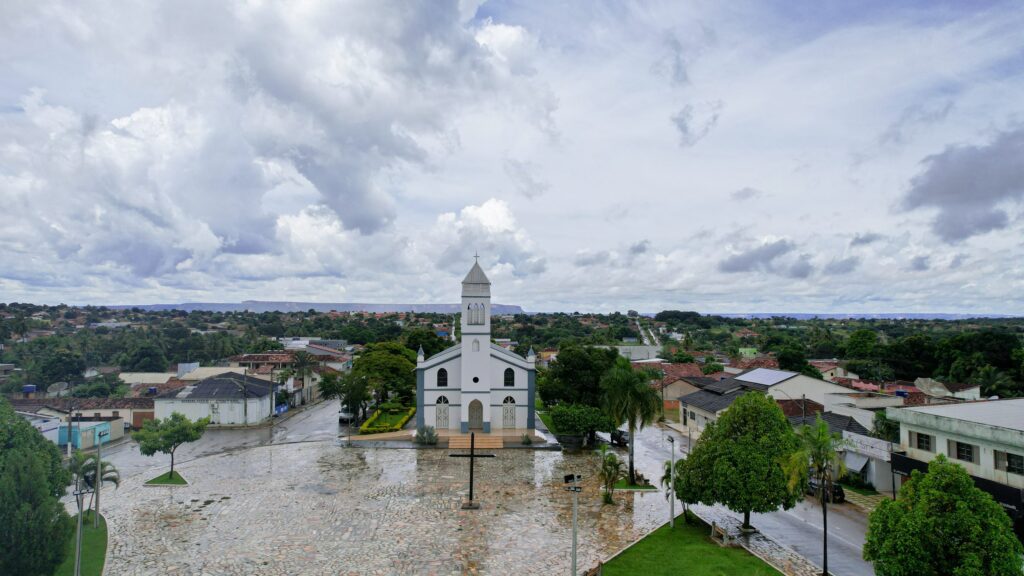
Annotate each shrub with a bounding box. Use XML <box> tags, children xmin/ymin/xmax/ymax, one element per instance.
<box><xmin>380</xmin><ymin>401</ymin><xmax>404</xmax><ymax>413</ymax></box>
<box><xmin>415</xmin><ymin>426</ymin><xmax>438</xmax><ymax>445</ymax></box>
<box><xmin>359</xmin><ymin>407</ymin><xmax>416</xmax><ymax>434</ymax></box>
<box><xmin>550</xmin><ymin>404</ymin><xmax>613</xmax><ymax>436</ymax></box>
<box><xmin>521</xmin><ymin>433</ymin><xmax>533</xmax><ymax>446</ymax></box>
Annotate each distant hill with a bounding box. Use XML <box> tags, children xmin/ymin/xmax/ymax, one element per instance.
<box><xmin>712</xmin><ymin>313</ymin><xmax>1018</xmax><ymax>320</ymax></box>
<box><xmin>108</xmin><ymin>301</ymin><xmax>525</xmax><ymax>314</ymax></box>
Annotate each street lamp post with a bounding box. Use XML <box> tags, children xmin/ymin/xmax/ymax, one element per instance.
<box><xmin>564</xmin><ymin>474</ymin><xmax>581</xmax><ymax>576</ymax></box>
<box><xmin>667</xmin><ymin>435</ymin><xmax>676</xmax><ymax>528</ymax></box>
<box><xmin>94</xmin><ymin>430</ymin><xmax>109</xmax><ymax>528</ymax></box>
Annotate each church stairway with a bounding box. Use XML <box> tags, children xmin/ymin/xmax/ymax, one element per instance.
<box><xmin>447</xmin><ymin>435</ymin><xmax>505</xmax><ymax>449</ymax></box>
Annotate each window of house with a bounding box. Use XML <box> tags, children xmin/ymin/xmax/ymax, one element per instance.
<box><xmin>94</xmin><ymin>412</ymin><xmax>101</xmax><ymax>418</ymax></box>
<box><xmin>996</xmin><ymin>451</ymin><xmax>1024</xmax><ymax>475</ymax></box>
<box><xmin>504</xmin><ymin>368</ymin><xmax>514</xmax><ymax>387</ymax></box>
<box><xmin>112</xmin><ymin>411</ymin><xmax>119</xmax><ymax>418</ymax></box>
<box><xmin>689</xmin><ymin>411</ymin><xmax>696</xmax><ymax>421</ymax></box>
<box><xmin>914</xmin><ymin>432</ymin><xmax>933</xmax><ymax>452</ymax></box>
<box><xmin>437</xmin><ymin>368</ymin><xmax>448</xmax><ymax>388</ymax></box>
<box><xmin>954</xmin><ymin>441</ymin><xmax>976</xmax><ymax>463</ymax></box>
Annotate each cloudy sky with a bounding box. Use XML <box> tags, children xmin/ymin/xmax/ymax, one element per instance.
<box><xmin>2</xmin><ymin>1</ymin><xmax>1023</xmax><ymax>313</ymax></box>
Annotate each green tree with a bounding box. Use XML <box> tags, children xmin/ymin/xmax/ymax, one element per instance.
<box><xmin>35</xmin><ymin>347</ymin><xmax>86</xmax><ymax>384</ymax></box>
<box><xmin>601</xmin><ymin>357</ymin><xmax>662</xmax><ymax>485</ymax></box>
<box><xmin>845</xmin><ymin>329</ymin><xmax>879</xmax><ymax>359</ymax></box>
<box><xmin>123</xmin><ymin>341</ymin><xmax>168</xmax><ymax>372</ymax></box>
<box><xmin>133</xmin><ymin>412</ymin><xmax>211</xmax><ymax>477</ymax></box>
<box><xmin>291</xmin><ymin>350</ymin><xmax>318</xmax><ymax>388</ymax></box>
<box><xmin>701</xmin><ymin>361</ymin><xmax>725</xmax><ymax>375</ymax></box>
<box><xmin>777</xmin><ymin>345</ymin><xmax>823</xmax><ymax>378</ymax></box>
<box><xmin>0</xmin><ymin>399</ymin><xmax>73</xmax><ymax>576</ymax></box>
<box><xmin>68</xmin><ymin>451</ymin><xmax>120</xmax><ymax>525</ymax></box>
<box><xmin>783</xmin><ymin>416</ymin><xmax>848</xmax><ymax>576</ymax></box>
<box><xmin>404</xmin><ymin>328</ymin><xmax>449</xmax><ymax>358</ymax></box>
<box><xmin>350</xmin><ymin>342</ymin><xmax>417</xmax><ymax>404</ymax></box>
<box><xmin>870</xmin><ymin>412</ymin><xmax>899</xmax><ymax>443</ymax></box>
<box><xmin>970</xmin><ymin>365</ymin><xmax>1021</xmax><ymax>398</ymax></box>
<box><xmin>678</xmin><ymin>392</ymin><xmax>799</xmax><ymax>530</ymax></box>
<box><xmin>541</xmin><ymin>345</ymin><xmax>619</xmax><ymax>407</ymax></box>
<box><xmin>864</xmin><ymin>454</ymin><xmax>1024</xmax><ymax>576</ymax></box>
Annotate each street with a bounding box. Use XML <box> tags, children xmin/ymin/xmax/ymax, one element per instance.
<box><xmin>630</xmin><ymin>423</ymin><xmax>875</xmax><ymax>576</ymax></box>
<box><xmin>102</xmin><ymin>400</ymin><xmax>343</xmax><ymax>480</ymax></box>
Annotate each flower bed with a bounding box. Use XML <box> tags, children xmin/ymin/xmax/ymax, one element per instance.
<box><xmin>359</xmin><ymin>406</ymin><xmax>416</xmax><ymax>434</ymax></box>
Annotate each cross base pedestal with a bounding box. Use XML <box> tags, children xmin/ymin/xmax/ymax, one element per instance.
<box><xmin>461</xmin><ymin>500</ymin><xmax>481</xmax><ymax>510</ymax></box>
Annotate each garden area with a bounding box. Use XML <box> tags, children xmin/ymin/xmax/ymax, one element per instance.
<box><xmin>53</xmin><ymin>512</ymin><xmax>107</xmax><ymax>576</ymax></box>
<box><xmin>359</xmin><ymin>403</ymin><xmax>416</xmax><ymax>434</ymax></box>
<box><xmin>601</xmin><ymin>519</ymin><xmax>781</xmax><ymax>576</ymax></box>
<box><xmin>145</xmin><ymin>470</ymin><xmax>188</xmax><ymax>485</ymax></box>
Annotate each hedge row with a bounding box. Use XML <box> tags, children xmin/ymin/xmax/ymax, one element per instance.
<box><xmin>359</xmin><ymin>407</ymin><xmax>416</xmax><ymax>434</ymax></box>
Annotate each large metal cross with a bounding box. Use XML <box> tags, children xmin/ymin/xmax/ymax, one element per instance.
<box><xmin>449</xmin><ymin>432</ymin><xmax>495</xmax><ymax>509</ymax></box>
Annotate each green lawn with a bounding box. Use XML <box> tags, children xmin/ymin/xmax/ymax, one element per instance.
<box><xmin>145</xmin><ymin>470</ymin><xmax>187</xmax><ymax>485</ymax></box>
<box><xmin>374</xmin><ymin>411</ymin><xmax>411</xmax><ymax>428</ymax></box>
<box><xmin>537</xmin><ymin>411</ymin><xmax>558</xmax><ymax>434</ymax></box>
<box><xmin>841</xmin><ymin>483</ymin><xmax>879</xmax><ymax>496</ymax></box>
<box><xmin>613</xmin><ymin>479</ymin><xmax>657</xmax><ymax>490</ymax></box>
<box><xmin>54</xmin><ymin>511</ymin><xmax>107</xmax><ymax>576</ymax></box>
<box><xmin>602</xmin><ymin>520</ymin><xmax>781</xmax><ymax>576</ymax></box>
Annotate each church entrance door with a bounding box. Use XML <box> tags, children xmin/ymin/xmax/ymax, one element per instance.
<box><xmin>436</xmin><ymin>396</ymin><xmax>449</xmax><ymax>430</ymax></box>
<box><xmin>502</xmin><ymin>396</ymin><xmax>516</xmax><ymax>429</ymax></box>
<box><xmin>468</xmin><ymin>399</ymin><xmax>484</xmax><ymax>430</ymax></box>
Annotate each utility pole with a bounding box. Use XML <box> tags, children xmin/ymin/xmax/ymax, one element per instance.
<box><xmin>94</xmin><ymin>430</ymin><xmax>108</xmax><ymax>528</ymax></box>
<box><xmin>72</xmin><ymin>480</ymin><xmax>92</xmax><ymax>576</ymax></box>
<box><xmin>668</xmin><ymin>435</ymin><xmax>676</xmax><ymax>528</ymax></box>
<box><xmin>564</xmin><ymin>474</ymin><xmax>581</xmax><ymax>576</ymax></box>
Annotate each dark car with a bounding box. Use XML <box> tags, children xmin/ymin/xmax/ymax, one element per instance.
<box><xmin>807</xmin><ymin>477</ymin><xmax>845</xmax><ymax>503</ymax></box>
<box><xmin>611</xmin><ymin>430</ymin><xmax>630</xmax><ymax>447</ymax></box>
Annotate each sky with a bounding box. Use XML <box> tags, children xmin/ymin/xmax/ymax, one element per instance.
<box><xmin>1</xmin><ymin>0</ymin><xmax>1023</xmax><ymax>314</ymax></box>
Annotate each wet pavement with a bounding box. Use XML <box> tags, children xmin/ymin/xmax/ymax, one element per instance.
<box><xmin>94</xmin><ymin>401</ymin><xmax>875</xmax><ymax>575</ymax></box>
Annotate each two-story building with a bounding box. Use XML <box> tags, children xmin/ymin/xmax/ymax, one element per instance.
<box><xmin>888</xmin><ymin>399</ymin><xmax>1024</xmax><ymax>525</ymax></box>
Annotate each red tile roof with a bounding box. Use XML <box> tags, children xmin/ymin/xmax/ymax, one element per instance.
<box><xmin>733</xmin><ymin>357</ymin><xmax>779</xmax><ymax>370</ymax></box>
<box><xmin>635</xmin><ymin>362</ymin><xmax>705</xmax><ymax>390</ymax></box>
<box><xmin>776</xmin><ymin>398</ymin><xmax>825</xmax><ymax>418</ymax></box>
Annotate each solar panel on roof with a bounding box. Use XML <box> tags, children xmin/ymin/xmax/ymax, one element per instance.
<box><xmin>735</xmin><ymin>368</ymin><xmax>798</xmax><ymax>386</ymax></box>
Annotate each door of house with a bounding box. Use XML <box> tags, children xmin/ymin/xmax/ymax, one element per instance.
<box><xmin>436</xmin><ymin>396</ymin><xmax>449</xmax><ymax>430</ymax></box>
<box><xmin>210</xmin><ymin>402</ymin><xmax>220</xmax><ymax>425</ymax></box>
<box><xmin>502</xmin><ymin>396</ymin><xmax>516</xmax><ymax>429</ymax></box>
<box><xmin>468</xmin><ymin>399</ymin><xmax>483</xmax><ymax>430</ymax></box>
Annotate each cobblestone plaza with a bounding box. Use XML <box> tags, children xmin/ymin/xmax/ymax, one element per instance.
<box><xmin>103</xmin><ymin>442</ymin><xmax>670</xmax><ymax>575</ymax></box>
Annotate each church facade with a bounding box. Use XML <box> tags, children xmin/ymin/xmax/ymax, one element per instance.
<box><xmin>415</xmin><ymin>260</ymin><xmax>536</xmax><ymax>433</ymax></box>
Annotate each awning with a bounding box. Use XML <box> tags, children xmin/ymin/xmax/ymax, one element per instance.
<box><xmin>844</xmin><ymin>452</ymin><xmax>870</xmax><ymax>472</ymax></box>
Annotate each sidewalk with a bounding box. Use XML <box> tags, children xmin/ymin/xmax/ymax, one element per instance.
<box><xmin>843</xmin><ymin>490</ymin><xmax>887</xmax><ymax>514</ymax></box>
<box><xmin>688</xmin><ymin>504</ymin><xmax>822</xmax><ymax>576</ymax></box>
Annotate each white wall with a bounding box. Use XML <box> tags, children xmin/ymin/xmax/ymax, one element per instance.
<box><xmin>155</xmin><ymin>396</ymin><xmax>270</xmax><ymax>425</ymax></box>
<box><xmin>900</xmin><ymin>424</ymin><xmax>1024</xmax><ymax>490</ymax></box>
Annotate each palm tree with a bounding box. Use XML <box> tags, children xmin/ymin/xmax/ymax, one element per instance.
<box><xmin>68</xmin><ymin>451</ymin><xmax>120</xmax><ymax>523</ymax></box>
<box><xmin>290</xmin><ymin>351</ymin><xmax>318</xmax><ymax>403</ymax></box>
<box><xmin>783</xmin><ymin>416</ymin><xmax>847</xmax><ymax>576</ymax></box>
<box><xmin>602</xmin><ymin>357</ymin><xmax>661</xmax><ymax>485</ymax></box>
<box><xmin>971</xmin><ymin>365</ymin><xmax>1019</xmax><ymax>398</ymax></box>
<box><xmin>597</xmin><ymin>444</ymin><xmax>624</xmax><ymax>504</ymax></box>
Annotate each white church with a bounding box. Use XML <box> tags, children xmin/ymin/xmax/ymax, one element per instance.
<box><xmin>415</xmin><ymin>259</ymin><xmax>536</xmax><ymax>433</ymax></box>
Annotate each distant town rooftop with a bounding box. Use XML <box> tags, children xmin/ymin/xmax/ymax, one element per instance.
<box><xmin>899</xmin><ymin>398</ymin><xmax>1024</xmax><ymax>432</ymax></box>
<box><xmin>734</xmin><ymin>368</ymin><xmax>798</xmax><ymax>386</ymax></box>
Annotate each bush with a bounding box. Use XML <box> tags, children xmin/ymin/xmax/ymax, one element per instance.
<box><xmin>380</xmin><ymin>401</ymin><xmax>404</xmax><ymax>413</ymax></box>
<box><xmin>360</xmin><ymin>407</ymin><xmax>416</xmax><ymax>434</ymax></box>
<box><xmin>521</xmin><ymin>433</ymin><xmax>533</xmax><ymax>446</ymax></box>
<box><xmin>549</xmin><ymin>404</ymin><xmax>614</xmax><ymax>436</ymax></box>
<box><xmin>415</xmin><ymin>426</ymin><xmax>438</xmax><ymax>445</ymax></box>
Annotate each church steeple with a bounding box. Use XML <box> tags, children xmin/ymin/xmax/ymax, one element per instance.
<box><xmin>460</xmin><ymin>257</ymin><xmax>491</xmax><ymax>334</ymax></box>
<box><xmin>461</xmin><ymin>255</ymin><xmax>490</xmax><ymax>297</ymax></box>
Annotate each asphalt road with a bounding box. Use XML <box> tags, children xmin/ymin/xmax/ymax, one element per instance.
<box><xmin>630</xmin><ymin>424</ymin><xmax>876</xmax><ymax>576</ymax></box>
<box><xmin>102</xmin><ymin>400</ymin><xmax>343</xmax><ymax>481</ymax></box>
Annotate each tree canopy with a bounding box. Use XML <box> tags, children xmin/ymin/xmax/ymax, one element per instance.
<box><xmin>0</xmin><ymin>398</ymin><xmax>73</xmax><ymax>576</ymax></box>
<box><xmin>350</xmin><ymin>341</ymin><xmax>417</xmax><ymax>404</ymax></box>
<box><xmin>677</xmin><ymin>392</ymin><xmax>799</xmax><ymax>529</ymax></box>
<box><xmin>539</xmin><ymin>345</ymin><xmax>619</xmax><ymax>407</ymax></box>
<box><xmin>133</xmin><ymin>412</ymin><xmax>210</xmax><ymax>476</ymax></box>
<box><xmin>864</xmin><ymin>455</ymin><xmax>1024</xmax><ymax>576</ymax></box>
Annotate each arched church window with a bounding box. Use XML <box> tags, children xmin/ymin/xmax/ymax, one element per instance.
<box><xmin>437</xmin><ymin>395</ymin><xmax>449</xmax><ymax>404</ymax></box>
<box><xmin>437</xmin><ymin>368</ymin><xmax>448</xmax><ymax>388</ymax></box>
<box><xmin>504</xmin><ymin>368</ymin><xmax>515</xmax><ymax>387</ymax></box>
<box><xmin>472</xmin><ymin>339</ymin><xmax>480</xmax><ymax>352</ymax></box>
<box><xmin>503</xmin><ymin>396</ymin><xmax>515</xmax><ymax>404</ymax></box>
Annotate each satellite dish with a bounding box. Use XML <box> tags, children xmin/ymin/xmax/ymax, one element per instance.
<box><xmin>47</xmin><ymin>382</ymin><xmax>69</xmax><ymax>397</ymax></box>
<box><xmin>914</xmin><ymin>377</ymin><xmax>949</xmax><ymax>398</ymax></box>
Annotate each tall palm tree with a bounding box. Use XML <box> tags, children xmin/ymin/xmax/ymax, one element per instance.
<box><xmin>783</xmin><ymin>416</ymin><xmax>847</xmax><ymax>576</ymax></box>
<box><xmin>290</xmin><ymin>351</ymin><xmax>318</xmax><ymax>403</ymax></box>
<box><xmin>597</xmin><ymin>444</ymin><xmax>624</xmax><ymax>504</ymax></box>
<box><xmin>602</xmin><ymin>358</ymin><xmax>661</xmax><ymax>485</ymax></box>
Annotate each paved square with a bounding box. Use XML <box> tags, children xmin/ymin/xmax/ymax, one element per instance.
<box><xmin>104</xmin><ymin>442</ymin><xmax>668</xmax><ymax>575</ymax></box>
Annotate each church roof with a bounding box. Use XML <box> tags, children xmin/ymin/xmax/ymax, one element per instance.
<box><xmin>462</xmin><ymin>260</ymin><xmax>490</xmax><ymax>285</ymax></box>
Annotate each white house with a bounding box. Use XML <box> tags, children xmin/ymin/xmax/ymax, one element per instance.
<box><xmin>887</xmin><ymin>399</ymin><xmax>1024</xmax><ymax>521</ymax></box>
<box><xmin>415</xmin><ymin>259</ymin><xmax>536</xmax><ymax>433</ymax></box>
<box><xmin>155</xmin><ymin>372</ymin><xmax>274</xmax><ymax>426</ymax></box>
<box><xmin>736</xmin><ymin>368</ymin><xmax>855</xmax><ymax>405</ymax></box>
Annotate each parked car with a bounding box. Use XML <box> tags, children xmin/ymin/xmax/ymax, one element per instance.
<box><xmin>807</xmin><ymin>477</ymin><xmax>846</xmax><ymax>503</ymax></box>
<box><xmin>611</xmin><ymin>430</ymin><xmax>630</xmax><ymax>447</ymax></box>
<box><xmin>338</xmin><ymin>409</ymin><xmax>356</xmax><ymax>424</ymax></box>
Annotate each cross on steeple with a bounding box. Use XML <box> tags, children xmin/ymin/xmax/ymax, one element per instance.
<box><xmin>473</xmin><ymin>251</ymin><xmax>479</xmax><ymax>262</ymax></box>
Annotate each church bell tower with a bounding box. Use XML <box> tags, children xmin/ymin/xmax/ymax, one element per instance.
<box><xmin>460</xmin><ymin>256</ymin><xmax>491</xmax><ymax>430</ymax></box>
